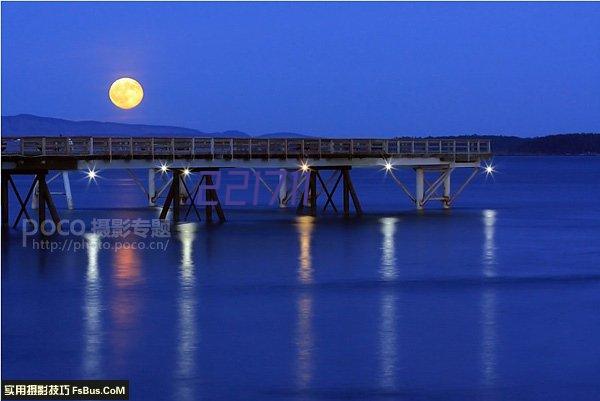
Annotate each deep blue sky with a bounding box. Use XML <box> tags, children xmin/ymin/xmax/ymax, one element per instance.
<box><xmin>2</xmin><ymin>2</ymin><xmax>600</xmax><ymax>137</ymax></box>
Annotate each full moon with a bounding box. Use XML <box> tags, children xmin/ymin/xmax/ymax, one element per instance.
<box><xmin>109</xmin><ymin>77</ymin><xmax>144</xmax><ymax>109</ymax></box>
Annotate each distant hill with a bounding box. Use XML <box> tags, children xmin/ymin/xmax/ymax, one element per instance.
<box><xmin>257</xmin><ymin>132</ymin><xmax>313</xmax><ymax>139</ymax></box>
<box><xmin>2</xmin><ymin>114</ymin><xmax>599</xmax><ymax>155</ymax></box>
<box><xmin>0</xmin><ymin>115</ymin><xmax>309</xmax><ymax>139</ymax></box>
<box><xmin>0</xmin><ymin>114</ymin><xmax>248</xmax><ymax>138</ymax></box>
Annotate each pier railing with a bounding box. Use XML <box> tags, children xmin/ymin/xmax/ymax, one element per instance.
<box><xmin>1</xmin><ymin>137</ymin><xmax>491</xmax><ymax>161</ymax></box>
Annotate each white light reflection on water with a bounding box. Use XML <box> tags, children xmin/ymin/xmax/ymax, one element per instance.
<box><xmin>379</xmin><ymin>217</ymin><xmax>398</xmax><ymax>281</ymax></box>
<box><xmin>83</xmin><ymin>233</ymin><xmax>102</xmax><ymax>377</ymax></box>
<box><xmin>481</xmin><ymin>209</ymin><xmax>498</xmax><ymax>389</ymax></box>
<box><xmin>483</xmin><ymin>209</ymin><xmax>498</xmax><ymax>278</ymax></box>
<box><xmin>297</xmin><ymin>216</ymin><xmax>314</xmax><ymax>284</ymax></box>
<box><xmin>294</xmin><ymin>216</ymin><xmax>314</xmax><ymax>390</ymax></box>
<box><xmin>378</xmin><ymin>217</ymin><xmax>399</xmax><ymax>390</ymax></box>
<box><xmin>176</xmin><ymin>224</ymin><xmax>197</xmax><ymax>401</ymax></box>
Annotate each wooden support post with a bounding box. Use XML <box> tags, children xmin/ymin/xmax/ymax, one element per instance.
<box><xmin>343</xmin><ymin>169</ymin><xmax>362</xmax><ymax>216</ymax></box>
<box><xmin>180</xmin><ymin>177</ymin><xmax>201</xmax><ymax>221</ymax></box>
<box><xmin>38</xmin><ymin>172</ymin><xmax>60</xmax><ymax>225</ymax></box>
<box><xmin>1</xmin><ymin>173</ymin><xmax>9</xmax><ymax>228</ymax></box>
<box><xmin>296</xmin><ymin>191</ymin><xmax>305</xmax><ymax>214</ymax></box>
<box><xmin>295</xmin><ymin>171</ymin><xmax>311</xmax><ymax>215</ymax></box>
<box><xmin>342</xmin><ymin>168</ymin><xmax>350</xmax><ymax>217</ymax></box>
<box><xmin>179</xmin><ymin>174</ymin><xmax>187</xmax><ymax>205</ymax></box>
<box><xmin>8</xmin><ymin>176</ymin><xmax>33</xmax><ymax>227</ymax></box>
<box><xmin>215</xmin><ymin>197</ymin><xmax>226</xmax><ymax>221</ymax></box>
<box><xmin>172</xmin><ymin>169</ymin><xmax>181</xmax><ymax>222</ymax></box>
<box><xmin>37</xmin><ymin>172</ymin><xmax>46</xmax><ymax>226</ymax></box>
<box><xmin>184</xmin><ymin>175</ymin><xmax>204</xmax><ymax>221</ymax></box>
<box><xmin>11</xmin><ymin>176</ymin><xmax>38</xmax><ymax>228</ymax></box>
<box><xmin>317</xmin><ymin>170</ymin><xmax>340</xmax><ymax>214</ymax></box>
<box><xmin>205</xmin><ymin>184</ymin><xmax>213</xmax><ymax>222</ymax></box>
<box><xmin>159</xmin><ymin>172</ymin><xmax>177</xmax><ymax>220</ymax></box>
<box><xmin>309</xmin><ymin>170</ymin><xmax>317</xmax><ymax>216</ymax></box>
<box><xmin>205</xmin><ymin>174</ymin><xmax>225</xmax><ymax>222</ymax></box>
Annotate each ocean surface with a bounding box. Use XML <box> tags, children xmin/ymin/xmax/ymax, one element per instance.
<box><xmin>2</xmin><ymin>156</ymin><xmax>600</xmax><ymax>401</ymax></box>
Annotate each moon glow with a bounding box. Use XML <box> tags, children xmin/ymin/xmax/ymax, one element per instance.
<box><xmin>109</xmin><ymin>77</ymin><xmax>144</xmax><ymax>109</ymax></box>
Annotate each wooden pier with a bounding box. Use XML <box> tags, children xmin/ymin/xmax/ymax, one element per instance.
<box><xmin>1</xmin><ymin>136</ymin><xmax>492</xmax><ymax>227</ymax></box>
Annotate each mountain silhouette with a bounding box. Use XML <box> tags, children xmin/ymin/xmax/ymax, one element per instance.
<box><xmin>1</xmin><ymin>114</ymin><xmax>246</xmax><ymax>137</ymax></box>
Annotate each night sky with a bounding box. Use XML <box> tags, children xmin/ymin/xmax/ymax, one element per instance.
<box><xmin>2</xmin><ymin>2</ymin><xmax>600</xmax><ymax>136</ymax></box>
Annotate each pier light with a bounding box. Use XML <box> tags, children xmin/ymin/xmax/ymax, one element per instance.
<box><xmin>159</xmin><ymin>162</ymin><xmax>169</xmax><ymax>173</ymax></box>
<box><xmin>380</xmin><ymin>160</ymin><xmax>394</xmax><ymax>173</ymax></box>
<box><xmin>85</xmin><ymin>168</ymin><xmax>99</xmax><ymax>182</ymax></box>
<box><xmin>182</xmin><ymin>167</ymin><xmax>191</xmax><ymax>176</ymax></box>
<box><xmin>300</xmin><ymin>162</ymin><xmax>310</xmax><ymax>173</ymax></box>
<box><xmin>483</xmin><ymin>162</ymin><xmax>495</xmax><ymax>177</ymax></box>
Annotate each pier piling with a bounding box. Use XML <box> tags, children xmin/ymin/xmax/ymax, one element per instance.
<box><xmin>309</xmin><ymin>170</ymin><xmax>317</xmax><ymax>216</ymax></box>
<box><xmin>204</xmin><ymin>173</ymin><xmax>225</xmax><ymax>222</ymax></box>
<box><xmin>62</xmin><ymin>171</ymin><xmax>73</xmax><ymax>210</ymax></box>
<box><xmin>148</xmin><ymin>169</ymin><xmax>156</xmax><ymax>206</ymax></box>
<box><xmin>1</xmin><ymin>173</ymin><xmax>9</xmax><ymax>228</ymax></box>
<box><xmin>443</xmin><ymin>169</ymin><xmax>451</xmax><ymax>209</ymax></box>
<box><xmin>296</xmin><ymin>167</ymin><xmax>361</xmax><ymax>217</ymax></box>
<box><xmin>37</xmin><ymin>172</ymin><xmax>61</xmax><ymax>227</ymax></box>
<box><xmin>278</xmin><ymin>169</ymin><xmax>288</xmax><ymax>208</ymax></box>
<box><xmin>415</xmin><ymin>168</ymin><xmax>425</xmax><ymax>210</ymax></box>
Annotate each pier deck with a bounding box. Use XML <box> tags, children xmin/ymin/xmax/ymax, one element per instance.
<box><xmin>2</xmin><ymin>137</ymin><xmax>490</xmax><ymax>168</ymax></box>
<box><xmin>1</xmin><ymin>136</ymin><xmax>492</xmax><ymax>226</ymax></box>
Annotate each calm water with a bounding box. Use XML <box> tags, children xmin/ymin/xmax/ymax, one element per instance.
<box><xmin>3</xmin><ymin>156</ymin><xmax>600</xmax><ymax>401</ymax></box>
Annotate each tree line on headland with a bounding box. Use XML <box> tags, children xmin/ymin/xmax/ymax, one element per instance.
<box><xmin>408</xmin><ymin>134</ymin><xmax>600</xmax><ymax>155</ymax></box>
<box><xmin>496</xmin><ymin>134</ymin><xmax>600</xmax><ymax>155</ymax></box>
<box><xmin>2</xmin><ymin>114</ymin><xmax>599</xmax><ymax>155</ymax></box>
